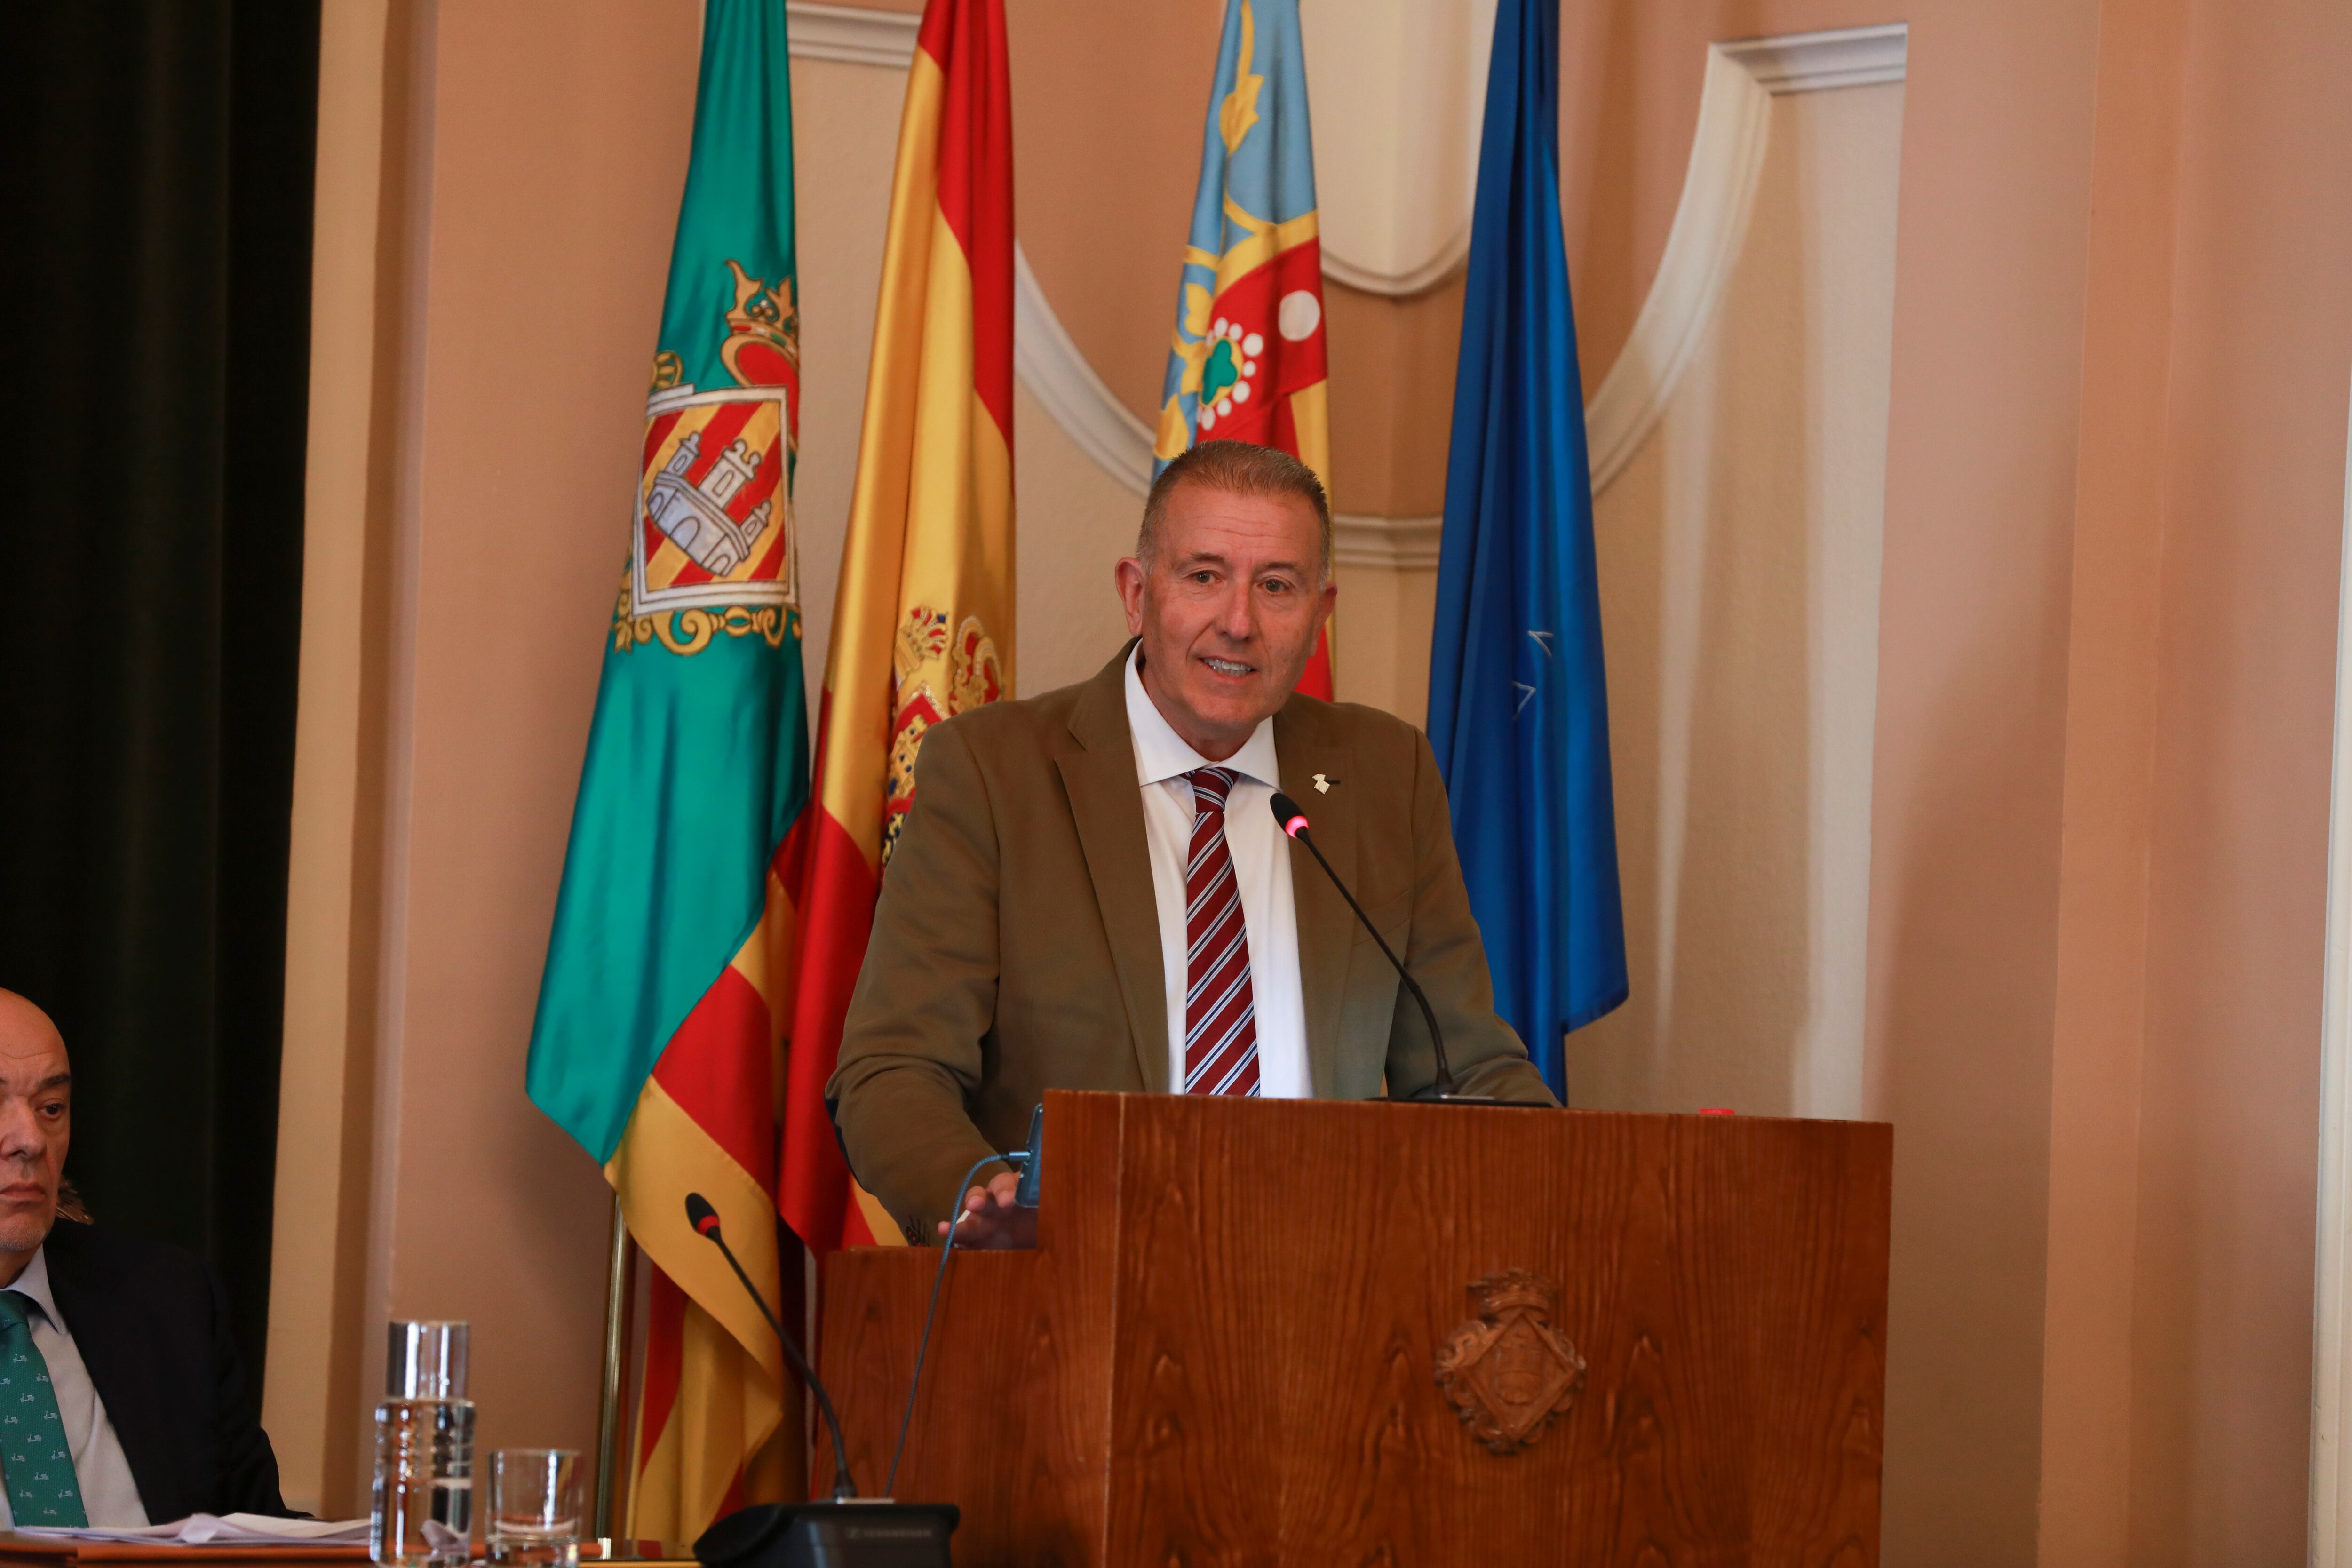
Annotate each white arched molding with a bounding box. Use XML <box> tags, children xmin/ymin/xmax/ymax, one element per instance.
<box><xmin>1299</xmin><ymin>0</ymin><xmax>1495</xmax><ymax>299</ymax></box>
<box><xmin>788</xmin><ymin>1</ymin><xmax>917</xmax><ymax>67</ymax></box>
<box><xmin>1584</xmin><ymin>23</ymin><xmax>1907</xmax><ymax>493</ymax></box>
<box><xmin>1011</xmin><ymin>245</ymin><xmax>1155</xmax><ymax>493</ymax></box>
<box><xmin>784</xmin><ymin>6</ymin><xmax>1903</xmax><ymax>544</ymax></box>
<box><xmin>1323</xmin><ymin>239</ymin><xmax>1470</xmax><ymax>301</ymax></box>
<box><xmin>1014</xmin><ymin>246</ymin><xmax>1442</xmax><ymax>566</ymax></box>
<box><xmin>1333</xmin><ymin>514</ymin><xmax>1444</xmax><ymax>570</ymax></box>
<box><xmin>2312</xmin><ymin>367</ymin><xmax>2352</xmax><ymax>1568</ymax></box>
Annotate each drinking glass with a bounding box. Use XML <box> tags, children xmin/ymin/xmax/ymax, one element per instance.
<box><xmin>373</xmin><ymin>1321</ymin><xmax>475</xmax><ymax>1568</ymax></box>
<box><xmin>487</xmin><ymin>1449</ymin><xmax>582</xmax><ymax>1568</ymax></box>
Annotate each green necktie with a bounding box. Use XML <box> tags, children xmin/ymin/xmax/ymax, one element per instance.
<box><xmin>0</xmin><ymin>1291</ymin><xmax>85</xmax><ymax>1527</ymax></box>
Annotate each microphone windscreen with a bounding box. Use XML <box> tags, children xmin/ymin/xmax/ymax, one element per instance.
<box><xmin>1268</xmin><ymin>792</ymin><xmax>1310</xmax><ymax>839</ymax></box>
<box><xmin>685</xmin><ymin>1192</ymin><xmax>720</xmax><ymax>1236</ymax></box>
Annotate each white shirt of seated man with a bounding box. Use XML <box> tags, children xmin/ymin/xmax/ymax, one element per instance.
<box><xmin>0</xmin><ymin>992</ymin><xmax>145</xmax><ymax>1527</ymax></box>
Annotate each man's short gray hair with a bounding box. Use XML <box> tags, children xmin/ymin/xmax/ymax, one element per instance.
<box><xmin>1137</xmin><ymin>440</ymin><xmax>1333</xmax><ymax>579</ymax></box>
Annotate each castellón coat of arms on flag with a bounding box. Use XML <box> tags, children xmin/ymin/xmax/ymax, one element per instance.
<box><xmin>622</xmin><ymin>260</ymin><xmax>802</xmax><ymax>649</ymax></box>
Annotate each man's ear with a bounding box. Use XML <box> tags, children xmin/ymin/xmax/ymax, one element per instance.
<box><xmin>1115</xmin><ymin>556</ymin><xmax>1148</xmax><ymax>637</ymax></box>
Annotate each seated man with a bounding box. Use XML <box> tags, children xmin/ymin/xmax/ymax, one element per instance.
<box><xmin>828</xmin><ymin>441</ymin><xmax>1555</xmax><ymax>1248</ymax></box>
<box><xmin>0</xmin><ymin>989</ymin><xmax>288</xmax><ymax>1523</ymax></box>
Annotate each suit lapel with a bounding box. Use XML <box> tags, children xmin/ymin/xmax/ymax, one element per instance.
<box><xmin>1278</xmin><ymin>702</ymin><xmax>1357</xmax><ymax>1098</ymax></box>
<box><xmin>44</xmin><ymin>1225</ymin><xmax>182</xmax><ymax>1520</ymax></box>
<box><xmin>1056</xmin><ymin>645</ymin><xmax>1170</xmax><ymax>1093</ymax></box>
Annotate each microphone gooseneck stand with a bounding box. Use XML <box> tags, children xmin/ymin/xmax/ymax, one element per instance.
<box><xmin>684</xmin><ymin>1193</ymin><xmax>962</xmax><ymax>1568</ymax></box>
<box><xmin>684</xmin><ymin>1193</ymin><xmax>856</xmax><ymax>1498</ymax></box>
<box><xmin>1271</xmin><ymin>790</ymin><xmax>1542</xmax><ymax>1106</ymax></box>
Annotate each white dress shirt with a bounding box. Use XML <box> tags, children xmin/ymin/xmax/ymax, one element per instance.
<box><xmin>0</xmin><ymin>1247</ymin><xmax>148</xmax><ymax>1527</ymax></box>
<box><xmin>1125</xmin><ymin>645</ymin><xmax>1312</xmax><ymax>1098</ymax></box>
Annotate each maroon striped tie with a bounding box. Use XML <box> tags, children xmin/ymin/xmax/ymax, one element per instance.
<box><xmin>1182</xmin><ymin>767</ymin><xmax>1260</xmax><ymax>1096</ymax></box>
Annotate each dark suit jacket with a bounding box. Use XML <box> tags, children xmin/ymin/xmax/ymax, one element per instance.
<box><xmin>827</xmin><ymin>643</ymin><xmax>1556</xmax><ymax>1240</ymax></box>
<box><xmin>43</xmin><ymin>1218</ymin><xmax>289</xmax><ymax>1521</ymax></box>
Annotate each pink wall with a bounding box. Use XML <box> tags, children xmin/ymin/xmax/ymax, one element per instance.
<box><xmin>2037</xmin><ymin>0</ymin><xmax>2185</xmax><ymax>1556</ymax></box>
<box><xmin>1538</xmin><ymin>1</ymin><xmax>2127</xmax><ymax>1553</ymax></box>
<box><xmin>2129</xmin><ymin>0</ymin><xmax>2352</xmax><ymax>1556</ymax></box>
<box><xmin>1863</xmin><ymin>3</ymin><xmax>2105</xmax><ymax>1554</ymax></box>
<box><xmin>1546</xmin><ymin>2</ymin><xmax>2352</xmax><ymax>1558</ymax></box>
<box><xmin>360</xmin><ymin>0</ymin><xmax>703</xmax><ymax>1492</ymax></box>
<box><xmin>282</xmin><ymin>0</ymin><xmax>2352</xmax><ymax>1550</ymax></box>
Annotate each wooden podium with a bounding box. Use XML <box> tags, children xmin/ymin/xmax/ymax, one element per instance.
<box><xmin>820</xmin><ymin>1091</ymin><xmax>1891</xmax><ymax>1567</ymax></box>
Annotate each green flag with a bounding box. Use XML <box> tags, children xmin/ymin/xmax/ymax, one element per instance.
<box><xmin>524</xmin><ymin>0</ymin><xmax>809</xmax><ymax>1534</ymax></box>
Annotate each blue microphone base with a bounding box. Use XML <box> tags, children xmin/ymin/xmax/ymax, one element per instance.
<box><xmin>694</xmin><ymin>1502</ymin><xmax>958</xmax><ymax>1568</ymax></box>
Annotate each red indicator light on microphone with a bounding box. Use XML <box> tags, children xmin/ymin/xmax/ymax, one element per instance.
<box><xmin>1269</xmin><ymin>792</ymin><xmax>1312</xmax><ymax>839</ymax></box>
<box><xmin>1698</xmin><ymin>1107</ymin><xmax>1735</xmax><ymax>1116</ymax></box>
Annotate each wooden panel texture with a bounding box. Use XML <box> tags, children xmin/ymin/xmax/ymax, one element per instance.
<box><xmin>819</xmin><ymin>1092</ymin><xmax>1889</xmax><ymax>1568</ymax></box>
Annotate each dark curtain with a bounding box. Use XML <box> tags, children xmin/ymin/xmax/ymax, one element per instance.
<box><xmin>0</xmin><ymin>0</ymin><xmax>322</xmax><ymax>1391</ymax></box>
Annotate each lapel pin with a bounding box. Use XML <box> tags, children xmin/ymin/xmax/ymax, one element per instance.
<box><xmin>1312</xmin><ymin>773</ymin><xmax>1336</xmax><ymax>794</ymax></box>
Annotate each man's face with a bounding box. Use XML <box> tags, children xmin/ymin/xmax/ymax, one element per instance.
<box><xmin>0</xmin><ymin>995</ymin><xmax>69</xmax><ymax>1258</ymax></box>
<box><xmin>1115</xmin><ymin>481</ymin><xmax>1336</xmax><ymax>760</ymax></box>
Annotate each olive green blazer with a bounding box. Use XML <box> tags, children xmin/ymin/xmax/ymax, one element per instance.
<box><xmin>826</xmin><ymin>643</ymin><xmax>1556</xmax><ymax>1241</ymax></box>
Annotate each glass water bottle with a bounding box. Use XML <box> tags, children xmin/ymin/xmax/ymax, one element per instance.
<box><xmin>373</xmin><ymin>1320</ymin><xmax>477</xmax><ymax>1568</ymax></box>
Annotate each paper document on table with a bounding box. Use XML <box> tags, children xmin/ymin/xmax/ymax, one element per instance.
<box><xmin>16</xmin><ymin>1515</ymin><xmax>372</xmax><ymax>1546</ymax></box>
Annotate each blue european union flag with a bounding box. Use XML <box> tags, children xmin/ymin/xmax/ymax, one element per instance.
<box><xmin>1427</xmin><ymin>0</ymin><xmax>1627</xmax><ymax>1094</ymax></box>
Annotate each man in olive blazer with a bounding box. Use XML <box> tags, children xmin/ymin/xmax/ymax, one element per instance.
<box><xmin>827</xmin><ymin>445</ymin><xmax>1554</xmax><ymax>1244</ymax></box>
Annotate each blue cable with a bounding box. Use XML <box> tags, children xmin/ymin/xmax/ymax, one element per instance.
<box><xmin>884</xmin><ymin>1150</ymin><xmax>1028</xmax><ymax>1497</ymax></box>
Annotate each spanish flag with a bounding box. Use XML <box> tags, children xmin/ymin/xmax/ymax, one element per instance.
<box><xmin>1154</xmin><ymin>0</ymin><xmax>1334</xmax><ymax>697</ymax></box>
<box><xmin>524</xmin><ymin>0</ymin><xmax>805</xmax><ymax>1538</ymax></box>
<box><xmin>777</xmin><ymin>0</ymin><xmax>1015</xmax><ymax>1257</ymax></box>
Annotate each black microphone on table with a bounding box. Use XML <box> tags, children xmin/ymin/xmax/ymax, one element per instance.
<box><xmin>1270</xmin><ymin>790</ymin><xmax>1491</xmax><ymax>1104</ymax></box>
<box><xmin>684</xmin><ymin>1194</ymin><xmax>959</xmax><ymax>1568</ymax></box>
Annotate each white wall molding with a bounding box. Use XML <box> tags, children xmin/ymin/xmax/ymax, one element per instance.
<box><xmin>1300</xmin><ymin>0</ymin><xmax>1494</xmax><ymax>298</ymax></box>
<box><xmin>1717</xmin><ymin>23</ymin><xmax>1908</xmax><ymax>94</ymax></box>
<box><xmin>1323</xmin><ymin>232</ymin><xmax>1471</xmax><ymax>298</ymax></box>
<box><xmin>790</xmin><ymin>6</ymin><xmax>1907</xmax><ymax>531</ymax></box>
<box><xmin>786</xmin><ymin>3</ymin><xmax>1167</xmax><ymax>499</ymax></box>
<box><xmin>2311</xmin><ymin>366</ymin><xmax>2352</xmax><ymax>1568</ymax></box>
<box><xmin>1018</xmin><ymin>232</ymin><xmax>1445</xmax><ymax>570</ymax></box>
<box><xmin>1585</xmin><ymin>24</ymin><xmax>1907</xmax><ymax>494</ymax></box>
<box><xmin>1582</xmin><ymin>46</ymin><xmax>1772</xmax><ymax>494</ymax></box>
<box><xmin>1334</xmin><ymin>513</ymin><xmax>1444</xmax><ymax>570</ymax></box>
<box><xmin>787</xmin><ymin>1</ymin><xmax>917</xmax><ymax>69</ymax></box>
<box><xmin>1011</xmin><ymin>244</ymin><xmax>1158</xmax><ymax>494</ymax></box>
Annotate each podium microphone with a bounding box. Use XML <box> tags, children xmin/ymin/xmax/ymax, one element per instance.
<box><xmin>684</xmin><ymin>1196</ymin><xmax>961</xmax><ymax>1567</ymax></box>
<box><xmin>1270</xmin><ymin>791</ymin><xmax>1479</xmax><ymax>1102</ymax></box>
<box><xmin>685</xmin><ymin>1193</ymin><xmax>857</xmax><ymax>1499</ymax></box>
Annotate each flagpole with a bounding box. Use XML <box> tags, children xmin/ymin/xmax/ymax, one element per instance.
<box><xmin>594</xmin><ymin>1192</ymin><xmax>631</xmax><ymax>1540</ymax></box>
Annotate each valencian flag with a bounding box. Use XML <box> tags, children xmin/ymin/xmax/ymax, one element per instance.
<box><xmin>1427</xmin><ymin>0</ymin><xmax>1628</xmax><ymax>1095</ymax></box>
<box><xmin>524</xmin><ymin>0</ymin><xmax>807</xmax><ymax>1538</ymax></box>
<box><xmin>775</xmin><ymin>0</ymin><xmax>1014</xmax><ymax>1254</ymax></box>
<box><xmin>1153</xmin><ymin>0</ymin><xmax>1335</xmax><ymax>698</ymax></box>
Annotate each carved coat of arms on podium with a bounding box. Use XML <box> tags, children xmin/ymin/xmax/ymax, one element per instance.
<box><xmin>1434</xmin><ymin>1269</ymin><xmax>1588</xmax><ymax>1454</ymax></box>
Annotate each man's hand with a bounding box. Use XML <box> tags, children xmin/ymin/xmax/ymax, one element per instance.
<box><xmin>937</xmin><ymin>1170</ymin><xmax>1035</xmax><ymax>1250</ymax></box>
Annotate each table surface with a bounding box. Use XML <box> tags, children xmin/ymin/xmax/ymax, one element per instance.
<box><xmin>0</xmin><ymin>1538</ymin><xmax>689</xmax><ymax>1568</ymax></box>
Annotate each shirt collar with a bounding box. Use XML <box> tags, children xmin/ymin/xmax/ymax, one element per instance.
<box><xmin>1124</xmin><ymin>644</ymin><xmax>1281</xmax><ymax>790</ymax></box>
<box><xmin>6</xmin><ymin>1244</ymin><xmax>56</xmax><ymax>1328</ymax></box>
